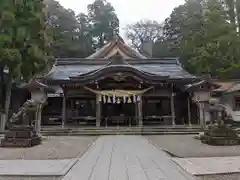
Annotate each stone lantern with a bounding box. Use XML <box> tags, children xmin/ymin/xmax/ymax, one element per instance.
<box><xmin>193</xmin><ymin>89</ymin><xmax>211</xmax><ymax>128</ymax></box>
<box><xmin>192</xmin><ymin>91</ymin><xmax>211</xmax><ymax>102</ymax></box>
<box><xmin>22</xmin><ymin>80</ymin><xmax>54</xmax><ymax>132</ymax></box>
<box><xmin>24</xmin><ymin>80</ymin><xmax>49</xmax><ymax>103</ymax></box>
<box><xmin>186</xmin><ymin>80</ymin><xmax>220</xmax><ymax>129</ymax></box>
<box><xmin>1</xmin><ymin>80</ymin><xmax>54</xmax><ymax>147</ymax></box>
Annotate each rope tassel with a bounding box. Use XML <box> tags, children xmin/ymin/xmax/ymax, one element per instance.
<box><xmin>107</xmin><ymin>96</ymin><xmax>111</xmax><ymax>103</ymax></box>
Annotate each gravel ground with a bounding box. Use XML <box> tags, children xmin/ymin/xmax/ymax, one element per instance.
<box><xmin>0</xmin><ymin>136</ymin><xmax>97</xmax><ymax>160</ymax></box>
<box><xmin>147</xmin><ymin>135</ymin><xmax>240</xmax><ymax>158</ymax></box>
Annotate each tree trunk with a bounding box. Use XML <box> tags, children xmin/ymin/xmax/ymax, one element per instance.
<box><xmin>2</xmin><ymin>78</ymin><xmax>13</xmax><ymax>131</ymax></box>
<box><xmin>236</xmin><ymin>0</ymin><xmax>240</xmax><ymax>34</ymax></box>
<box><xmin>0</xmin><ymin>64</ymin><xmax>5</xmax><ymax>112</ymax></box>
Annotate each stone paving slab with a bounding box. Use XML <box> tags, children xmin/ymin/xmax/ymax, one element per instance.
<box><xmin>195</xmin><ymin>174</ymin><xmax>240</xmax><ymax>180</ymax></box>
<box><xmin>62</xmin><ymin>135</ymin><xmax>195</xmax><ymax>180</ymax></box>
<box><xmin>0</xmin><ymin>176</ymin><xmax>61</xmax><ymax>180</ymax></box>
<box><xmin>0</xmin><ymin>159</ymin><xmax>77</xmax><ymax>176</ymax></box>
<box><xmin>173</xmin><ymin>157</ymin><xmax>240</xmax><ymax>175</ymax></box>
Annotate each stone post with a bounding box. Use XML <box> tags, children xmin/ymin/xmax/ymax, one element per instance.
<box><xmin>35</xmin><ymin>103</ymin><xmax>43</xmax><ymax>133</ymax></box>
<box><xmin>199</xmin><ymin>103</ymin><xmax>206</xmax><ymax>129</ymax></box>
<box><xmin>0</xmin><ymin>114</ymin><xmax>6</xmax><ymax>132</ymax></box>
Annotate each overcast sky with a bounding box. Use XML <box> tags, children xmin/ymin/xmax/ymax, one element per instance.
<box><xmin>58</xmin><ymin>0</ymin><xmax>185</xmax><ymax>37</ymax></box>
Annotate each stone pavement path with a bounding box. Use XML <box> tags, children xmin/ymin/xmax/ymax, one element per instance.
<box><xmin>62</xmin><ymin>135</ymin><xmax>195</xmax><ymax>180</ymax></box>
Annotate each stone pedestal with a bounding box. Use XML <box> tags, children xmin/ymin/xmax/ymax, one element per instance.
<box><xmin>1</xmin><ymin>125</ymin><xmax>41</xmax><ymax>147</ymax></box>
<box><xmin>0</xmin><ymin>114</ymin><xmax>6</xmax><ymax>133</ymax></box>
<box><xmin>200</xmin><ymin>123</ymin><xmax>240</xmax><ymax>146</ymax></box>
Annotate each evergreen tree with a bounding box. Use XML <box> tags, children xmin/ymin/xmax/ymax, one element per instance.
<box><xmin>0</xmin><ymin>0</ymin><xmax>51</xmax><ymax>130</ymax></box>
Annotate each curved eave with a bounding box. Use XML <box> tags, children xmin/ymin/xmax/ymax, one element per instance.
<box><xmin>45</xmin><ymin>77</ymin><xmax>197</xmax><ymax>86</ymax></box>
<box><xmin>69</xmin><ymin>65</ymin><xmax>169</xmax><ymax>84</ymax></box>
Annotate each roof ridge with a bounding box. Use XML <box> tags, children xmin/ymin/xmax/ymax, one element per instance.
<box><xmin>54</xmin><ymin>58</ymin><xmax>182</xmax><ymax>66</ymax></box>
<box><xmin>55</xmin><ymin>57</ymin><xmax>179</xmax><ymax>61</ymax></box>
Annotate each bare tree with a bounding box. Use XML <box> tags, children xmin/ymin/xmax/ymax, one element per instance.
<box><xmin>125</xmin><ymin>20</ymin><xmax>164</xmax><ymax>51</ymax></box>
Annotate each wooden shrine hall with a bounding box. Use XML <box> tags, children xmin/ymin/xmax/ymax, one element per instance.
<box><xmin>41</xmin><ymin>36</ymin><xmax>216</xmax><ymax>127</ymax></box>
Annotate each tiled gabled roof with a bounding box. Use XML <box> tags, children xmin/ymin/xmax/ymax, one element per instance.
<box><xmin>86</xmin><ymin>36</ymin><xmax>147</xmax><ymax>59</ymax></box>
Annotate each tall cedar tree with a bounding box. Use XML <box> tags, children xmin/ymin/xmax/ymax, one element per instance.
<box><xmin>0</xmin><ymin>0</ymin><xmax>51</xmax><ymax>130</ymax></box>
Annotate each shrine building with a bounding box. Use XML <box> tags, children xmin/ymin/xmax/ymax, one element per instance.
<box><xmin>39</xmin><ymin>36</ymin><xmax>216</xmax><ymax>127</ymax></box>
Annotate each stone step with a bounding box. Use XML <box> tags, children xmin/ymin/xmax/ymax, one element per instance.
<box><xmin>41</xmin><ymin>130</ymin><xmax>200</xmax><ymax>136</ymax></box>
<box><xmin>41</xmin><ymin>128</ymin><xmax>200</xmax><ymax>132</ymax></box>
<box><xmin>41</xmin><ymin>127</ymin><xmax>201</xmax><ymax>132</ymax></box>
<box><xmin>40</xmin><ymin>126</ymin><xmax>201</xmax><ymax>136</ymax></box>
<box><xmin>41</xmin><ymin>126</ymin><xmax>201</xmax><ymax>130</ymax></box>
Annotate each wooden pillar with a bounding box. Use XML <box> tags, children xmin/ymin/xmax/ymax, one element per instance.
<box><xmin>71</xmin><ymin>99</ymin><xmax>74</xmax><ymax>109</ymax></box>
<box><xmin>62</xmin><ymin>94</ymin><xmax>66</xmax><ymax>128</ymax></box>
<box><xmin>138</xmin><ymin>96</ymin><xmax>143</xmax><ymax>127</ymax></box>
<box><xmin>171</xmin><ymin>93</ymin><xmax>176</xmax><ymax>127</ymax></box>
<box><xmin>187</xmin><ymin>97</ymin><xmax>192</xmax><ymax>126</ymax></box>
<box><xmin>96</xmin><ymin>94</ymin><xmax>101</xmax><ymax>127</ymax></box>
<box><xmin>202</xmin><ymin>103</ymin><xmax>206</xmax><ymax>129</ymax></box>
<box><xmin>135</xmin><ymin>101</ymin><xmax>138</xmax><ymax>124</ymax></box>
